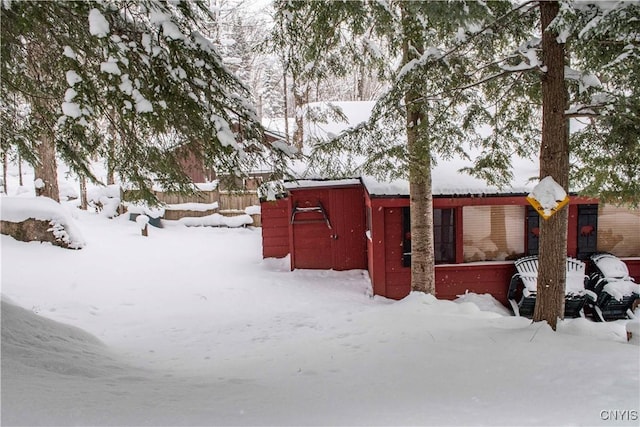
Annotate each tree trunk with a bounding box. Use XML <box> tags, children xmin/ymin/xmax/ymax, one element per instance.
<box><xmin>402</xmin><ymin>4</ymin><xmax>436</xmax><ymax>295</ymax></box>
<box><xmin>533</xmin><ymin>1</ymin><xmax>569</xmax><ymax>330</ymax></box>
<box><xmin>25</xmin><ymin>30</ymin><xmax>60</xmax><ymax>202</ymax></box>
<box><xmin>408</xmin><ymin>131</ymin><xmax>436</xmax><ymax>295</ymax></box>
<box><xmin>2</xmin><ymin>149</ymin><xmax>7</xmax><ymax>194</ymax></box>
<box><xmin>79</xmin><ymin>175</ymin><xmax>88</xmax><ymax>210</ymax></box>
<box><xmin>292</xmin><ymin>78</ymin><xmax>306</xmax><ymax>151</ymax></box>
<box><xmin>34</xmin><ymin>129</ymin><xmax>60</xmax><ymax>202</ymax></box>
<box><xmin>107</xmin><ymin>127</ymin><xmax>116</xmax><ymax>186</ymax></box>
<box><xmin>18</xmin><ymin>153</ymin><xmax>23</xmax><ymax>186</ymax></box>
<box><xmin>282</xmin><ymin>59</ymin><xmax>291</xmax><ymax>148</ymax></box>
<box><xmin>357</xmin><ymin>68</ymin><xmax>365</xmax><ymax>101</ymax></box>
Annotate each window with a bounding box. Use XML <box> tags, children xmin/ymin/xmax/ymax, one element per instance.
<box><xmin>463</xmin><ymin>206</ymin><xmax>525</xmax><ymax>262</ymax></box>
<box><xmin>597</xmin><ymin>204</ymin><xmax>640</xmax><ymax>257</ymax></box>
<box><xmin>365</xmin><ymin>205</ymin><xmax>372</xmax><ymax>240</ymax></box>
<box><xmin>402</xmin><ymin>207</ymin><xmax>456</xmax><ymax>266</ymax></box>
<box><xmin>402</xmin><ymin>207</ymin><xmax>411</xmax><ymax>266</ymax></box>
<box><xmin>577</xmin><ymin>204</ymin><xmax>598</xmax><ymax>259</ymax></box>
<box><xmin>526</xmin><ymin>206</ymin><xmax>540</xmax><ymax>256</ymax></box>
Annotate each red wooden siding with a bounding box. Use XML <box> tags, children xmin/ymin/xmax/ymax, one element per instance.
<box><xmin>260</xmin><ymin>198</ymin><xmax>290</xmax><ymax>259</ymax></box>
<box><xmin>330</xmin><ymin>187</ymin><xmax>368</xmax><ymax>270</ymax></box>
<box><xmin>366</xmin><ymin>198</ymin><xmax>407</xmax><ymax>299</ymax></box>
<box><xmin>623</xmin><ymin>258</ymin><xmax>640</xmax><ymax>283</ymax></box>
<box><xmin>177</xmin><ymin>147</ymin><xmax>208</xmax><ymax>183</ymax></box>
<box><xmin>364</xmin><ymin>191</ymin><xmax>609</xmax><ymax>301</ymax></box>
<box><xmin>291</xmin><ymin>188</ymin><xmax>333</xmax><ymax>269</ymax></box>
<box><xmin>435</xmin><ymin>263</ymin><xmax>515</xmax><ymax>305</ymax></box>
<box><xmin>366</xmin><ymin>199</ymin><xmax>516</xmax><ymax>302</ymax></box>
<box><xmin>261</xmin><ymin>182</ymin><xmax>636</xmax><ymax>306</ymax></box>
<box><xmin>290</xmin><ymin>185</ymin><xmax>367</xmax><ymax>271</ymax></box>
<box><xmin>383</xmin><ymin>207</ymin><xmax>411</xmax><ymax>299</ymax></box>
<box><xmin>567</xmin><ymin>204</ymin><xmax>578</xmax><ymax>258</ymax></box>
<box><xmin>367</xmin><ymin>200</ymin><xmax>387</xmax><ymax>297</ymax></box>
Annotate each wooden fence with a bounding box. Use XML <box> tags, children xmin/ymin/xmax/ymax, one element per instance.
<box><xmin>153</xmin><ymin>190</ymin><xmax>219</xmax><ymax>205</ymax></box>
<box><xmin>218</xmin><ymin>191</ymin><xmax>259</xmax><ymax>211</ymax></box>
<box><xmin>122</xmin><ymin>188</ymin><xmax>261</xmax><ymax>225</ymax></box>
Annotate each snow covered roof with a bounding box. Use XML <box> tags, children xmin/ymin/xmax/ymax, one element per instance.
<box><xmin>284</xmin><ymin>178</ymin><xmax>361</xmax><ymax>190</ymax></box>
<box><xmin>279</xmin><ymin>101</ymin><xmax>542</xmax><ymax>197</ymax></box>
<box><xmin>284</xmin><ymin>170</ymin><xmax>533</xmax><ymax>197</ymax></box>
<box><xmin>363</xmin><ymin>153</ymin><xmax>539</xmax><ymax>197</ymax></box>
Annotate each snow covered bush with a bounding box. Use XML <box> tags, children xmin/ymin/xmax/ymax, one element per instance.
<box><xmin>87</xmin><ymin>185</ymin><xmax>122</xmax><ymax>218</ymax></box>
<box><xmin>0</xmin><ymin>197</ymin><xmax>86</xmax><ymax>249</ymax></box>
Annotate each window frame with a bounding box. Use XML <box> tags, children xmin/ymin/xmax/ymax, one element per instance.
<box><xmin>402</xmin><ymin>207</ymin><xmax>456</xmax><ymax>266</ymax></box>
<box><xmin>577</xmin><ymin>204</ymin><xmax>598</xmax><ymax>260</ymax></box>
<box><xmin>526</xmin><ymin>205</ymin><xmax>540</xmax><ymax>256</ymax></box>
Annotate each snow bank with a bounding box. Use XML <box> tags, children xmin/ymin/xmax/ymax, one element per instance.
<box><xmin>244</xmin><ymin>205</ymin><xmax>261</xmax><ymax>215</ymax></box>
<box><xmin>164</xmin><ymin>202</ymin><xmax>219</xmax><ymax>211</ymax></box>
<box><xmin>2</xmin><ymin>211</ymin><xmax>638</xmax><ymax>426</ymax></box>
<box><xmin>178</xmin><ymin>212</ymin><xmax>253</xmax><ymax>228</ymax></box>
<box><xmin>454</xmin><ymin>292</ymin><xmax>512</xmax><ymax>316</ymax></box>
<box><xmin>0</xmin><ymin>196</ymin><xmax>86</xmax><ymax>248</ymax></box>
<box><xmin>393</xmin><ymin>292</ymin><xmax>504</xmax><ymax>319</ymax></box>
<box><xmin>1</xmin><ymin>298</ymin><xmax>113</xmax><ymax>378</ymax></box>
<box><xmin>125</xmin><ymin>202</ymin><xmax>165</xmax><ymax>218</ymax></box>
<box><xmin>627</xmin><ymin>318</ymin><xmax>640</xmax><ymax>345</ymax></box>
<box><xmin>1</xmin><ymin>297</ymin><xmax>154</xmax><ymax>426</ymax></box>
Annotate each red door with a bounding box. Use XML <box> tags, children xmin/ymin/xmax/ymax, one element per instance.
<box><xmin>291</xmin><ymin>189</ymin><xmax>333</xmax><ymax>269</ymax></box>
<box><xmin>291</xmin><ymin>186</ymin><xmax>367</xmax><ymax>270</ymax></box>
<box><xmin>330</xmin><ymin>186</ymin><xmax>367</xmax><ymax>270</ymax></box>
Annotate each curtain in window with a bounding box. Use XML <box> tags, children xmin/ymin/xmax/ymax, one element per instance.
<box><xmin>463</xmin><ymin>206</ymin><xmax>525</xmax><ymax>262</ymax></box>
<box><xmin>597</xmin><ymin>205</ymin><xmax>640</xmax><ymax>257</ymax></box>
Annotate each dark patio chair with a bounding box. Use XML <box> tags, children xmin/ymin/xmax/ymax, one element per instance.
<box><xmin>508</xmin><ymin>255</ymin><xmax>594</xmax><ymax>318</ymax></box>
<box><xmin>586</xmin><ymin>253</ymin><xmax>640</xmax><ymax>321</ymax></box>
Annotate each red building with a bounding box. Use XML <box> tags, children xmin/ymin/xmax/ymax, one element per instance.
<box><xmin>261</xmin><ymin>177</ymin><xmax>640</xmax><ymax>305</ymax></box>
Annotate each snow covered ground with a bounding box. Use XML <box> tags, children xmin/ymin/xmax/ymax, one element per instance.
<box><xmin>1</xmin><ymin>200</ymin><xmax>639</xmax><ymax>426</ymax></box>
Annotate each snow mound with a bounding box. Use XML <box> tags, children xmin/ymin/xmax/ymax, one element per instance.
<box><xmin>165</xmin><ymin>201</ymin><xmax>219</xmax><ymax>212</ymax></box>
<box><xmin>262</xmin><ymin>254</ymin><xmax>292</xmax><ymax>272</ymax></box>
<box><xmin>87</xmin><ymin>184</ymin><xmax>121</xmax><ymax>218</ymax></box>
<box><xmin>178</xmin><ymin>212</ymin><xmax>253</xmax><ymax>227</ymax></box>
<box><xmin>1</xmin><ymin>298</ymin><xmax>122</xmax><ymax>379</ymax></box>
<box><xmin>395</xmin><ymin>292</ymin><xmax>505</xmax><ymax>319</ymax></box>
<box><xmin>0</xmin><ymin>196</ymin><xmax>86</xmax><ymax>248</ymax></box>
<box><xmin>454</xmin><ymin>292</ymin><xmax>512</xmax><ymax>316</ymax></box>
<box><xmin>244</xmin><ymin>204</ymin><xmax>261</xmax><ymax>215</ymax></box>
<box><xmin>627</xmin><ymin>318</ymin><xmax>640</xmax><ymax>346</ymax></box>
<box><xmin>126</xmin><ymin>202</ymin><xmax>165</xmax><ymax>218</ymax></box>
<box><xmin>558</xmin><ymin>317</ymin><xmax>631</xmax><ymax>342</ymax></box>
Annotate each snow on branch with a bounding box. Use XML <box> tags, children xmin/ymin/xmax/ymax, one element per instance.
<box><xmin>564</xmin><ymin>66</ymin><xmax>601</xmax><ymax>93</ymax></box>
